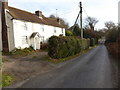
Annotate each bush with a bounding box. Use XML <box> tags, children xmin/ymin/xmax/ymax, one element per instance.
<box><xmin>105</xmin><ymin>29</ymin><xmax>118</xmax><ymax>43</ymax></box>
<box><xmin>94</xmin><ymin>38</ymin><xmax>98</xmax><ymax>44</ymax></box>
<box><xmin>90</xmin><ymin>38</ymin><xmax>95</xmax><ymax>46</ymax></box>
<box><xmin>65</xmin><ymin>30</ymin><xmax>73</xmax><ymax>36</ymax></box>
<box><xmin>107</xmin><ymin>38</ymin><xmax>120</xmax><ymax>60</ymax></box>
<box><xmin>40</xmin><ymin>43</ymin><xmax>48</xmax><ymax>50</ymax></box>
<box><xmin>9</xmin><ymin>47</ymin><xmax>34</xmax><ymax>56</ymax></box>
<box><xmin>2</xmin><ymin>73</ymin><xmax>13</xmax><ymax>87</ymax></box>
<box><xmin>82</xmin><ymin>39</ymin><xmax>90</xmax><ymax>50</ymax></box>
<box><xmin>48</xmin><ymin>36</ymin><xmax>90</xmax><ymax>59</ymax></box>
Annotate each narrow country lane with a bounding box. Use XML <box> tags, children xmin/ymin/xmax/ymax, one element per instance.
<box><xmin>20</xmin><ymin>44</ymin><xmax>113</xmax><ymax>88</ymax></box>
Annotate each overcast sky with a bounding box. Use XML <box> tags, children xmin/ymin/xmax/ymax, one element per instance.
<box><xmin>9</xmin><ymin>0</ymin><xmax>119</xmax><ymax>29</ymax></box>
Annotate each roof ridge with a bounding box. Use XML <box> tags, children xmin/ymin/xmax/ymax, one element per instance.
<box><xmin>8</xmin><ymin>6</ymin><xmax>65</xmax><ymax>28</ymax></box>
<box><xmin>8</xmin><ymin>6</ymin><xmax>36</xmax><ymax>15</ymax></box>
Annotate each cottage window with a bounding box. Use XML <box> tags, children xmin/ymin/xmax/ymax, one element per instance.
<box><xmin>23</xmin><ymin>22</ymin><xmax>27</xmax><ymax>30</ymax></box>
<box><xmin>41</xmin><ymin>36</ymin><xmax>44</xmax><ymax>42</ymax></box>
<box><xmin>22</xmin><ymin>36</ymin><xmax>28</xmax><ymax>45</ymax></box>
<box><xmin>54</xmin><ymin>27</ymin><xmax>56</xmax><ymax>33</ymax></box>
<box><xmin>41</xmin><ymin>25</ymin><xmax>44</xmax><ymax>32</ymax></box>
<box><xmin>61</xmin><ymin>28</ymin><xmax>63</xmax><ymax>33</ymax></box>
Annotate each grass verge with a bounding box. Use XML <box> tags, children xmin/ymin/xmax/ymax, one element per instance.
<box><xmin>2</xmin><ymin>48</ymin><xmax>46</xmax><ymax>58</ymax></box>
<box><xmin>1</xmin><ymin>73</ymin><xmax>13</xmax><ymax>87</ymax></box>
<box><xmin>43</xmin><ymin>45</ymin><xmax>97</xmax><ymax>64</ymax></box>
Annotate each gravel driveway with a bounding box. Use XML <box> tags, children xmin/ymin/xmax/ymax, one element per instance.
<box><xmin>2</xmin><ymin>51</ymin><xmax>56</xmax><ymax>86</ymax></box>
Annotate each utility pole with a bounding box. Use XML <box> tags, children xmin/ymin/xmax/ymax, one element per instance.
<box><xmin>56</xmin><ymin>9</ymin><xmax>58</xmax><ymax>18</ymax></box>
<box><xmin>80</xmin><ymin>2</ymin><xmax>83</xmax><ymax>39</ymax></box>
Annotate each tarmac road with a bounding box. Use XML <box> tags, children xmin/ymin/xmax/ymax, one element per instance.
<box><xmin>20</xmin><ymin>44</ymin><xmax>113</xmax><ymax>88</ymax></box>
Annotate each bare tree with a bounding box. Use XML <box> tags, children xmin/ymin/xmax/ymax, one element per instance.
<box><xmin>49</xmin><ymin>14</ymin><xmax>69</xmax><ymax>29</ymax></box>
<box><xmin>104</xmin><ymin>21</ymin><xmax>116</xmax><ymax>30</ymax></box>
<box><xmin>85</xmin><ymin>17</ymin><xmax>98</xmax><ymax>31</ymax></box>
<box><xmin>49</xmin><ymin>15</ymin><xmax>56</xmax><ymax>19</ymax></box>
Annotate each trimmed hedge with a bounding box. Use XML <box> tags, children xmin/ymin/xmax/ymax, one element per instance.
<box><xmin>48</xmin><ymin>36</ymin><xmax>90</xmax><ymax>59</ymax></box>
<box><xmin>90</xmin><ymin>38</ymin><xmax>95</xmax><ymax>46</ymax></box>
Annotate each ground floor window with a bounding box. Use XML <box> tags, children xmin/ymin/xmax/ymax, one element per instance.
<box><xmin>40</xmin><ymin>36</ymin><xmax>44</xmax><ymax>43</ymax></box>
<box><xmin>22</xmin><ymin>36</ymin><xmax>28</xmax><ymax>45</ymax></box>
<box><xmin>62</xmin><ymin>28</ymin><xmax>63</xmax><ymax>33</ymax></box>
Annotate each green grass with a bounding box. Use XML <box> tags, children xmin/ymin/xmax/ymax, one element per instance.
<box><xmin>9</xmin><ymin>48</ymin><xmax>34</xmax><ymax>56</ymax></box>
<box><xmin>1</xmin><ymin>73</ymin><xmax>13</xmax><ymax>87</ymax></box>
<box><xmin>2</xmin><ymin>58</ymin><xmax>9</xmax><ymax>62</ymax></box>
<box><xmin>32</xmin><ymin>56</ymin><xmax>37</xmax><ymax>59</ymax></box>
<box><xmin>43</xmin><ymin>46</ymin><xmax>96</xmax><ymax>64</ymax></box>
<box><xmin>1</xmin><ymin>47</ymin><xmax>36</xmax><ymax>58</ymax></box>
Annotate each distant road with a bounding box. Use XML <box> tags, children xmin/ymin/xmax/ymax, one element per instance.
<box><xmin>21</xmin><ymin>44</ymin><xmax>113</xmax><ymax>88</ymax></box>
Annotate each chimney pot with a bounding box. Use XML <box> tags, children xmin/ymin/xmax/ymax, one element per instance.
<box><xmin>57</xmin><ymin>18</ymin><xmax>60</xmax><ymax>24</ymax></box>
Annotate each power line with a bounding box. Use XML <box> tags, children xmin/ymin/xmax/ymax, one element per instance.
<box><xmin>83</xmin><ymin>7</ymin><xmax>89</xmax><ymax>18</ymax></box>
<box><xmin>58</xmin><ymin>7</ymin><xmax>79</xmax><ymax>16</ymax></box>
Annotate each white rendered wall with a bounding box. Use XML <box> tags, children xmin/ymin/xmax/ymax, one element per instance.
<box><xmin>13</xmin><ymin>20</ymin><xmax>32</xmax><ymax>49</ymax></box>
<box><xmin>12</xmin><ymin>19</ymin><xmax>65</xmax><ymax>50</ymax></box>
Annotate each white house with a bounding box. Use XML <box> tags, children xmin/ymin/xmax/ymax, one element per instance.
<box><xmin>1</xmin><ymin>1</ymin><xmax>65</xmax><ymax>52</ymax></box>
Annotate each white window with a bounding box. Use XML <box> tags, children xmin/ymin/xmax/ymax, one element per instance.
<box><xmin>23</xmin><ymin>22</ymin><xmax>27</xmax><ymax>30</ymax></box>
<box><xmin>54</xmin><ymin>27</ymin><xmax>56</xmax><ymax>33</ymax></box>
<box><xmin>40</xmin><ymin>36</ymin><xmax>44</xmax><ymax>42</ymax></box>
<box><xmin>22</xmin><ymin>36</ymin><xmax>28</xmax><ymax>45</ymax></box>
<box><xmin>61</xmin><ymin>28</ymin><xmax>63</xmax><ymax>33</ymax></box>
<box><xmin>41</xmin><ymin>25</ymin><xmax>44</xmax><ymax>32</ymax></box>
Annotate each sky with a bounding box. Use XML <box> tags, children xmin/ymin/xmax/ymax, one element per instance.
<box><xmin>9</xmin><ymin>0</ymin><xmax>119</xmax><ymax>30</ymax></box>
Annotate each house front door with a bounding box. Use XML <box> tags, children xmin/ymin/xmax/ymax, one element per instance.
<box><xmin>35</xmin><ymin>37</ymin><xmax>40</xmax><ymax>50</ymax></box>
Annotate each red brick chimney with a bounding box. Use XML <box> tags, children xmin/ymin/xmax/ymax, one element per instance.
<box><xmin>35</xmin><ymin>11</ymin><xmax>43</xmax><ymax>19</ymax></box>
<box><xmin>1</xmin><ymin>0</ymin><xmax>9</xmax><ymax>52</ymax></box>
<box><xmin>57</xmin><ymin>17</ymin><xmax>61</xmax><ymax>24</ymax></box>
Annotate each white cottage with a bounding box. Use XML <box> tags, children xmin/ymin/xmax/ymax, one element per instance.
<box><xmin>1</xmin><ymin>1</ymin><xmax>65</xmax><ymax>52</ymax></box>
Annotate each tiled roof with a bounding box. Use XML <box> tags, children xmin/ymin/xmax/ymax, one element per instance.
<box><xmin>8</xmin><ymin>6</ymin><xmax>65</xmax><ymax>28</ymax></box>
<box><xmin>30</xmin><ymin>32</ymin><xmax>39</xmax><ymax>38</ymax></box>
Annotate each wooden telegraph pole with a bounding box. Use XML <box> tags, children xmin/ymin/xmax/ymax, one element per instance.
<box><xmin>80</xmin><ymin>2</ymin><xmax>83</xmax><ymax>39</ymax></box>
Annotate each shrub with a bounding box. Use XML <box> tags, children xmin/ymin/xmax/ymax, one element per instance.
<box><xmin>65</xmin><ymin>30</ymin><xmax>73</xmax><ymax>36</ymax></box>
<box><xmin>48</xmin><ymin>36</ymin><xmax>90</xmax><ymax>59</ymax></box>
<box><xmin>105</xmin><ymin>29</ymin><xmax>118</xmax><ymax>43</ymax></box>
<box><xmin>40</xmin><ymin>43</ymin><xmax>48</xmax><ymax>50</ymax></box>
<box><xmin>9</xmin><ymin>47</ymin><xmax>34</xmax><ymax>56</ymax></box>
<box><xmin>90</xmin><ymin>38</ymin><xmax>95</xmax><ymax>46</ymax></box>
<box><xmin>2</xmin><ymin>73</ymin><xmax>13</xmax><ymax>87</ymax></box>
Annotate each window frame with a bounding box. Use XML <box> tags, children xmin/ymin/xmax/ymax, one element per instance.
<box><xmin>22</xmin><ymin>36</ymin><xmax>28</xmax><ymax>45</ymax></box>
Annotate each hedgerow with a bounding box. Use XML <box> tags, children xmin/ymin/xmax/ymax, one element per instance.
<box><xmin>48</xmin><ymin>36</ymin><xmax>90</xmax><ymax>59</ymax></box>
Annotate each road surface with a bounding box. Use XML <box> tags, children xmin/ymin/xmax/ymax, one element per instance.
<box><xmin>20</xmin><ymin>44</ymin><xmax>113</xmax><ymax>88</ymax></box>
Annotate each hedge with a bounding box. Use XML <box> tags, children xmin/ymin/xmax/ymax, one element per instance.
<box><xmin>48</xmin><ymin>36</ymin><xmax>90</xmax><ymax>59</ymax></box>
<box><xmin>90</xmin><ymin>38</ymin><xmax>95</xmax><ymax>46</ymax></box>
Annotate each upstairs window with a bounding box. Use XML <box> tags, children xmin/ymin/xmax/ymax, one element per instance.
<box><xmin>23</xmin><ymin>22</ymin><xmax>27</xmax><ymax>30</ymax></box>
<box><xmin>62</xmin><ymin>28</ymin><xmax>64</xmax><ymax>33</ymax></box>
<box><xmin>54</xmin><ymin>27</ymin><xmax>56</xmax><ymax>33</ymax></box>
<box><xmin>41</xmin><ymin>25</ymin><xmax>44</xmax><ymax>32</ymax></box>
